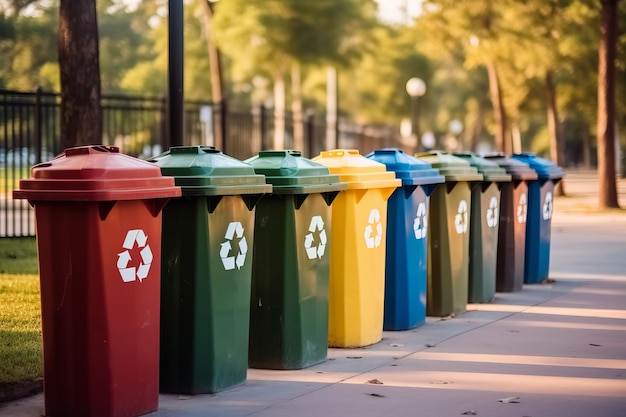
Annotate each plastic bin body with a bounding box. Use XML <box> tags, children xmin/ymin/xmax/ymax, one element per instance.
<box><xmin>314</xmin><ymin>150</ymin><xmax>400</xmax><ymax>347</ymax></box>
<box><xmin>453</xmin><ymin>153</ymin><xmax>511</xmax><ymax>303</ymax></box>
<box><xmin>365</xmin><ymin>149</ymin><xmax>444</xmax><ymax>330</ymax></box>
<box><xmin>483</xmin><ymin>154</ymin><xmax>538</xmax><ymax>292</ymax></box>
<box><xmin>512</xmin><ymin>153</ymin><xmax>565</xmax><ymax>284</ymax></box>
<box><xmin>150</xmin><ymin>146</ymin><xmax>270</xmax><ymax>394</ymax></box>
<box><xmin>415</xmin><ymin>152</ymin><xmax>483</xmax><ymax>317</ymax></box>
<box><xmin>13</xmin><ymin>146</ymin><xmax>181</xmax><ymax>417</ymax></box>
<box><xmin>245</xmin><ymin>150</ymin><xmax>344</xmax><ymax>369</ymax></box>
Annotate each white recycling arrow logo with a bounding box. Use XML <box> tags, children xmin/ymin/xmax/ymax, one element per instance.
<box><xmin>543</xmin><ymin>191</ymin><xmax>553</xmax><ymax>220</ymax></box>
<box><xmin>486</xmin><ymin>196</ymin><xmax>499</xmax><ymax>228</ymax></box>
<box><xmin>413</xmin><ymin>202</ymin><xmax>428</xmax><ymax>239</ymax></box>
<box><xmin>364</xmin><ymin>208</ymin><xmax>383</xmax><ymax>249</ymax></box>
<box><xmin>517</xmin><ymin>193</ymin><xmax>528</xmax><ymax>224</ymax></box>
<box><xmin>220</xmin><ymin>221</ymin><xmax>248</xmax><ymax>270</ymax></box>
<box><xmin>304</xmin><ymin>215</ymin><xmax>327</xmax><ymax>259</ymax></box>
<box><xmin>117</xmin><ymin>229</ymin><xmax>153</xmax><ymax>283</ymax></box>
<box><xmin>454</xmin><ymin>200</ymin><xmax>469</xmax><ymax>234</ymax></box>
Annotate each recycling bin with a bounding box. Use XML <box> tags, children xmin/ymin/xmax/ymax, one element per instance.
<box><xmin>245</xmin><ymin>150</ymin><xmax>345</xmax><ymax>369</ymax></box>
<box><xmin>313</xmin><ymin>149</ymin><xmax>401</xmax><ymax>347</ymax></box>
<box><xmin>149</xmin><ymin>146</ymin><xmax>271</xmax><ymax>394</ymax></box>
<box><xmin>415</xmin><ymin>151</ymin><xmax>483</xmax><ymax>317</ymax></box>
<box><xmin>482</xmin><ymin>153</ymin><xmax>538</xmax><ymax>292</ymax></box>
<box><xmin>365</xmin><ymin>148</ymin><xmax>444</xmax><ymax>330</ymax></box>
<box><xmin>512</xmin><ymin>153</ymin><xmax>566</xmax><ymax>284</ymax></box>
<box><xmin>13</xmin><ymin>145</ymin><xmax>181</xmax><ymax>417</ymax></box>
<box><xmin>453</xmin><ymin>153</ymin><xmax>511</xmax><ymax>303</ymax></box>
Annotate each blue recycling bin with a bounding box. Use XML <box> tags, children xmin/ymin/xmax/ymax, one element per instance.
<box><xmin>366</xmin><ymin>149</ymin><xmax>444</xmax><ymax>330</ymax></box>
<box><xmin>512</xmin><ymin>153</ymin><xmax>566</xmax><ymax>284</ymax></box>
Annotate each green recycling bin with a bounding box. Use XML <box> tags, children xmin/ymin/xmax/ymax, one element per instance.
<box><xmin>482</xmin><ymin>153</ymin><xmax>538</xmax><ymax>292</ymax></box>
<box><xmin>415</xmin><ymin>151</ymin><xmax>483</xmax><ymax>317</ymax></box>
<box><xmin>245</xmin><ymin>150</ymin><xmax>345</xmax><ymax>369</ymax></box>
<box><xmin>453</xmin><ymin>153</ymin><xmax>511</xmax><ymax>303</ymax></box>
<box><xmin>150</xmin><ymin>146</ymin><xmax>271</xmax><ymax>394</ymax></box>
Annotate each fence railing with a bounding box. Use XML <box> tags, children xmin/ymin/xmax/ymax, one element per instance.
<box><xmin>0</xmin><ymin>88</ymin><xmax>407</xmax><ymax>237</ymax></box>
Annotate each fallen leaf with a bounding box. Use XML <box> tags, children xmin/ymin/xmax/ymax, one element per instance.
<box><xmin>367</xmin><ymin>379</ymin><xmax>384</xmax><ymax>385</ymax></box>
<box><xmin>589</xmin><ymin>343</ymin><xmax>601</xmax><ymax>347</ymax></box>
<box><xmin>431</xmin><ymin>380</ymin><xmax>453</xmax><ymax>385</ymax></box>
<box><xmin>178</xmin><ymin>395</ymin><xmax>191</xmax><ymax>400</ymax></box>
<box><xmin>390</xmin><ymin>343</ymin><xmax>404</xmax><ymax>347</ymax></box>
<box><xmin>498</xmin><ymin>396</ymin><xmax>520</xmax><ymax>403</ymax></box>
<box><xmin>368</xmin><ymin>393</ymin><xmax>385</xmax><ymax>398</ymax></box>
<box><xmin>425</xmin><ymin>344</ymin><xmax>436</xmax><ymax>348</ymax></box>
<box><xmin>461</xmin><ymin>411</ymin><xmax>477</xmax><ymax>415</ymax></box>
<box><xmin>347</xmin><ymin>356</ymin><xmax>362</xmax><ymax>359</ymax></box>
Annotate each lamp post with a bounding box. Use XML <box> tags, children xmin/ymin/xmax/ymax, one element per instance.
<box><xmin>406</xmin><ymin>77</ymin><xmax>427</xmax><ymax>153</ymax></box>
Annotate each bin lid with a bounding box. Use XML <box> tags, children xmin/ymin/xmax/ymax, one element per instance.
<box><xmin>511</xmin><ymin>153</ymin><xmax>566</xmax><ymax>180</ymax></box>
<box><xmin>453</xmin><ymin>152</ymin><xmax>512</xmax><ymax>182</ymax></box>
<box><xmin>148</xmin><ymin>146</ymin><xmax>271</xmax><ymax>196</ymax></box>
<box><xmin>414</xmin><ymin>151</ymin><xmax>484</xmax><ymax>182</ymax></box>
<box><xmin>312</xmin><ymin>149</ymin><xmax>402</xmax><ymax>190</ymax></box>
<box><xmin>364</xmin><ymin>148</ymin><xmax>445</xmax><ymax>186</ymax></box>
<box><xmin>13</xmin><ymin>145</ymin><xmax>181</xmax><ymax>201</ymax></box>
<box><xmin>244</xmin><ymin>150</ymin><xmax>345</xmax><ymax>195</ymax></box>
<box><xmin>481</xmin><ymin>153</ymin><xmax>539</xmax><ymax>181</ymax></box>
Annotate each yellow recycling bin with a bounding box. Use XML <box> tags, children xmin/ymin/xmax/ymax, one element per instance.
<box><xmin>313</xmin><ymin>150</ymin><xmax>401</xmax><ymax>348</ymax></box>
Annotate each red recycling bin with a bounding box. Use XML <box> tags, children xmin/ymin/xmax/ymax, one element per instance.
<box><xmin>13</xmin><ymin>145</ymin><xmax>181</xmax><ymax>417</ymax></box>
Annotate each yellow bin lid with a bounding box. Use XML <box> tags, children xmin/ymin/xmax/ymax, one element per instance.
<box><xmin>313</xmin><ymin>149</ymin><xmax>401</xmax><ymax>190</ymax></box>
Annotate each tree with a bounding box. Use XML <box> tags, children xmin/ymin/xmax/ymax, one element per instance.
<box><xmin>58</xmin><ymin>0</ymin><xmax>101</xmax><ymax>148</ymax></box>
<box><xmin>597</xmin><ymin>0</ymin><xmax>620</xmax><ymax>208</ymax></box>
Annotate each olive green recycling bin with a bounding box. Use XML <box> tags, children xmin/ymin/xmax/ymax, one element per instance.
<box><xmin>150</xmin><ymin>146</ymin><xmax>271</xmax><ymax>394</ymax></box>
<box><xmin>245</xmin><ymin>150</ymin><xmax>345</xmax><ymax>369</ymax></box>
<box><xmin>415</xmin><ymin>151</ymin><xmax>483</xmax><ymax>317</ymax></box>
<box><xmin>482</xmin><ymin>154</ymin><xmax>538</xmax><ymax>292</ymax></box>
<box><xmin>454</xmin><ymin>153</ymin><xmax>511</xmax><ymax>303</ymax></box>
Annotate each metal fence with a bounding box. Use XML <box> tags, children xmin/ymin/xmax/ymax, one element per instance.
<box><xmin>0</xmin><ymin>88</ymin><xmax>407</xmax><ymax>237</ymax></box>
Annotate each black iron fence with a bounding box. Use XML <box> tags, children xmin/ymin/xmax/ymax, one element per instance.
<box><xmin>0</xmin><ymin>88</ymin><xmax>406</xmax><ymax>237</ymax></box>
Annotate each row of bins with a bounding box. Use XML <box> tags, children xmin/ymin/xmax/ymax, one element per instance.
<box><xmin>14</xmin><ymin>145</ymin><xmax>564</xmax><ymax>417</ymax></box>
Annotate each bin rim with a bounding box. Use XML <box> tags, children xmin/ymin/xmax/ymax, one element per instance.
<box><xmin>13</xmin><ymin>145</ymin><xmax>181</xmax><ymax>202</ymax></box>
<box><xmin>149</xmin><ymin>146</ymin><xmax>272</xmax><ymax>196</ymax></box>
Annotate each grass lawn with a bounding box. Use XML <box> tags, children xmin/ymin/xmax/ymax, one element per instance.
<box><xmin>0</xmin><ymin>237</ymin><xmax>42</xmax><ymax>385</ymax></box>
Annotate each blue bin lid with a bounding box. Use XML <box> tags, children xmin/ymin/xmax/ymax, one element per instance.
<box><xmin>512</xmin><ymin>153</ymin><xmax>566</xmax><ymax>180</ymax></box>
<box><xmin>365</xmin><ymin>148</ymin><xmax>445</xmax><ymax>186</ymax></box>
<box><xmin>481</xmin><ymin>153</ymin><xmax>538</xmax><ymax>181</ymax></box>
<box><xmin>453</xmin><ymin>152</ymin><xmax>512</xmax><ymax>182</ymax></box>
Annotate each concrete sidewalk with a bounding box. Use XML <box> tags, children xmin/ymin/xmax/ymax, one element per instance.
<box><xmin>2</xmin><ymin>171</ymin><xmax>625</xmax><ymax>417</ymax></box>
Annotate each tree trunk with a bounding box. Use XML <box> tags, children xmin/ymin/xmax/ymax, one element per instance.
<box><xmin>58</xmin><ymin>0</ymin><xmax>101</xmax><ymax>149</ymax></box>
<box><xmin>200</xmin><ymin>0</ymin><xmax>224</xmax><ymax>149</ymax></box>
<box><xmin>545</xmin><ymin>70</ymin><xmax>566</xmax><ymax>196</ymax></box>
<box><xmin>486</xmin><ymin>60</ymin><xmax>509</xmax><ymax>154</ymax></box>
<box><xmin>291</xmin><ymin>63</ymin><xmax>304</xmax><ymax>153</ymax></box>
<box><xmin>597</xmin><ymin>0</ymin><xmax>620</xmax><ymax>208</ymax></box>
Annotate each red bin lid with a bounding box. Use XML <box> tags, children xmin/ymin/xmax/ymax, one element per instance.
<box><xmin>13</xmin><ymin>145</ymin><xmax>181</xmax><ymax>201</ymax></box>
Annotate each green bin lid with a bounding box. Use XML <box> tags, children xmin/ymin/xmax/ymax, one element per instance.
<box><xmin>149</xmin><ymin>146</ymin><xmax>271</xmax><ymax>196</ymax></box>
<box><xmin>481</xmin><ymin>153</ymin><xmax>539</xmax><ymax>181</ymax></box>
<box><xmin>244</xmin><ymin>150</ymin><xmax>345</xmax><ymax>195</ymax></box>
<box><xmin>415</xmin><ymin>151</ymin><xmax>483</xmax><ymax>182</ymax></box>
<box><xmin>453</xmin><ymin>152</ymin><xmax>512</xmax><ymax>182</ymax></box>
<box><xmin>365</xmin><ymin>148</ymin><xmax>445</xmax><ymax>186</ymax></box>
<box><xmin>312</xmin><ymin>149</ymin><xmax>401</xmax><ymax>190</ymax></box>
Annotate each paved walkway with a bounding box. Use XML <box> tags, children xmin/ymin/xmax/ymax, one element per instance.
<box><xmin>2</xmin><ymin>170</ymin><xmax>625</xmax><ymax>417</ymax></box>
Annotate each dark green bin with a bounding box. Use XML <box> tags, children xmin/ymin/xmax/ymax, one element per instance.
<box><xmin>454</xmin><ymin>153</ymin><xmax>511</xmax><ymax>303</ymax></box>
<box><xmin>150</xmin><ymin>146</ymin><xmax>271</xmax><ymax>394</ymax></box>
<box><xmin>415</xmin><ymin>151</ymin><xmax>483</xmax><ymax>317</ymax></box>
<box><xmin>245</xmin><ymin>150</ymin><xmax>345</xmax><ymax>369</ymax></box>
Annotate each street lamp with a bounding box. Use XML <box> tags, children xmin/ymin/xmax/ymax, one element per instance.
<box><xmin>405</xmin><ymin>77</ymin><xmax>427</xmax><ymax>152</ymax></box>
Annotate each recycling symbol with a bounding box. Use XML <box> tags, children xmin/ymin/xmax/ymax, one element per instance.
<box><xmin>543</xmin><ymin>191</ymin><xmax>553</xmax><ymax>220</ymax></box>
<box><xmin>117</xmin><ymin>229</ymin><xmax>153</xmax><ymax>283</ymax></box>
<box><xmin>304</xmin><ymin>215</ymin><xmax>327</xmax><ymax>259</ymax></box>
<box><xmin>517</xmin><ymin>193</ymin><xmax>528</xmax><ymax>224</ymax></box>
<box><xmin>413</xmin><ymin>202</ymin><xmax>428</xmax><ymax>239</ymax></box>
<box><xmin>454</xmin><ymin>200</ymin><xmax>469</xmax><ymax>234</ymax></box>
<box><xmin>220</xmin><ymin>221</ymin><xmax>248</xmax><ymax>270</ymax></box>
<box><xmin>364</xmin><ymin>208</ymin><xmax>383</xmax><ymax>249</ymax></box>
<box><xmin>486</xmin><ymin>196</ymin><xmax>499</xmax><ymax>228</ymax></box>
